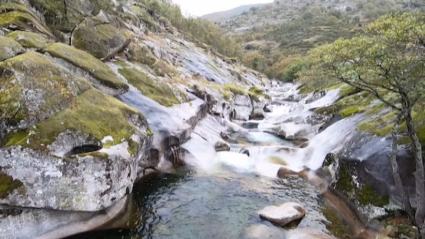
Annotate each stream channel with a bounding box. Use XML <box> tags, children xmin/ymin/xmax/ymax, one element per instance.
<box><xmin>69</xmin><ymin>83</ymin><xmax>362</xmax><ymax>239</ymax></box>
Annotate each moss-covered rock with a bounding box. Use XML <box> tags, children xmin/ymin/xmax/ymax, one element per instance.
<box><xmin>28</xmin><ymin>0</ymin><xmax>99</xmax><ymax>32</ymax></box>
<box><xmin>0</xmin><ymin>35</ymin><xmax>24</xmax><ymax>61</ymax></box>
<box><xmin>6</xmin><ymin>30</ymin><xmax>51</xmax><ymax>49</ymax></box>
<box><xmin>334</xmin><ymin>160</ymin><xmax>389</xmax><ymax>207</ymax></box>
<box><xmin>72</xmin><ymin>18</ymin><xmax>130</xmax><ymax>60</ymax></box>
<box><xmin>0</xmin><ymin>51</ymin><xmax>91</xmax><ymax>129</ymax></box>
<box><xmin>118</xmin><ymin>67</ymin><xmax>180</xmax><ymax>107</ymax></box>
<box><xmin>7</xmin><ymin>88</ymin><xmax>145</xmax><ymax>150</ymax></box>
<box><xmin>43</xmin><ymin>43</ymin><xmax>128</xmax><ymax>94</ymax></box>
<box><xmin>0</xmin><ymin>173</ymin><xmax>23</xmax><ymax>199</ymax></box>
<box><xmin>0</xmin><ymin>10</ymin><xmax>53</xmax><ymax>37</ymax></box>
<box><xmin>249</xmin><ymin>86</ymin><xmax>270</xmax><ymax>102</ymax></box>
<box><xmin>224</xmin><ymin>84</ymin><xmax>247</xmax><ymax>96</ymax></box>
<box><xmin>0</xmin><ymin>86</ymin><xmax>152</xmax><ymax>211</ymax></box>
<box><xmin>151</xmin><ymin>60</ymin><xmax>177</xmax><ymax>77</ymax></box>
<box><xmin>315</xmin><ymin>91</ymin><xmax>373</xmax><ymax>118</ymax></box>
<box><xmin>127</xmin><ymin>42</ymin><xmax>157</xmax><ymax>66</ymax></box>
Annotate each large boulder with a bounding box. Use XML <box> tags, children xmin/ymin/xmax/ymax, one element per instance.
<box><xmin>0</xmin><ymin>88</ymin><xmax>152</xmax><ymax>211</ymax></box>
<box><xmin>43</xmin><ymin>43</ymin><xmax>129</xmax><ymax>95</ymax></box>
<box><xmin>28</xmin><ymin>0</ymin><xmax>111</xmax><ymax>32</ymax></box>
<box><xmin>0</xmin><ymin>51</ymin><xmax>152</xmax><ymax>211</ymax></box>
<box><xmin>258</xmin><ymin>202</ymin><xmax>306</xmax><ymax>227</ymax></box>
<box><xmin>0</xmin><ymin>35</ymin><xmax>25</xmax><ymax>61</ymax></box>
<box><xmin>7</xmin><ymin>30</ymin><xmax>51</xmax><ymax>49</ymax></box>
<box><xmin>72</xmin><ymin>14</ymin><xmax>130</xmax><ymax>60</ymax></box>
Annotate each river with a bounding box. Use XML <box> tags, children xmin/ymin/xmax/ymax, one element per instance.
<box><xmin>68</xmin><ymin>83</ymin><xmax>365</xmax><ymax>239</ymax></box>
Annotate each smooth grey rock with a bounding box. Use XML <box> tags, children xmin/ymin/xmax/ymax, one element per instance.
<box><xmin>232</xmin><ymin>94</ymin><xmax>253</xmax><ymax>121</ymax></box>
<box><xmin>259</xmin><ymin>202</ymin><xmax>306</xmax><ymax>227</ymax></box>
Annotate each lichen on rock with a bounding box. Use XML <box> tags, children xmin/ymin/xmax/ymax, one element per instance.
<box><xmin>0</xmin><ymin>35</ymin><xmax>24</xmax><ymax>61</ymax></box>
<box><xmin>7</xmin><ymin>30</ymin><xmax>51</xmax><ymax>49</ymax></box>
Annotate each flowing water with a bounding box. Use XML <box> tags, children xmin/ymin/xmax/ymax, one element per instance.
<box><xmin>69</xmin><ymin>84</ymin><xmax>360</xmax><ymax>239</ymax></box>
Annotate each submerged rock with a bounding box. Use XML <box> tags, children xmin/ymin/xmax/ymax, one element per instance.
<box><xmin>258</xmin><ymin>202</ymin><xmax>306</xmax><ymax>227</ymax></box>
<box><xmin>244</xmin><ymin>224</ymin><xmax>284</xmax><ymax>239</ymax></box>
<box><xmin>286</xmin><ymin>228</ymin><xmax>337</xmax><ymax>239</ymax></box>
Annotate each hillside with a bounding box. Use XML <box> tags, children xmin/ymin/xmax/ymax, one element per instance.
<box><xmin>211</xmin><ymin>0</ymin><xmax>425</xmax><ymax>81</ymax></box>
<box><xmin>201</xmin><ymin>3</ymin><xmax>267</xmax><ymax>22</ymax></box>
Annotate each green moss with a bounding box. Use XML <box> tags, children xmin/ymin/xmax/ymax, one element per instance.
<box><xmin>338</xmin><ymin>85</ymin><xmax>360</xmax><ymax>98</ymax></box>
<box><xmin>0</xmin><ymin>173</ymin><xmax>23</xmax><ymax>199</ymax></box>
<box><xmin>335</xmin><ymin>162</ymin><xmax>354</xmax><ymax>194</ymax></box>
<box><xmin>0</xmin><ymin>11</ymin><xmax>53</xmax><ymax>37</ymax></box>
<box><xmin>0</xmin><ymin>51</ymin><xmax>92</xmax><ymax>127</ymax></box>
<box><xmin>4</xmin><ymin>130</ymin><xmax>29</xmax><ymax>147</ymax></box>
<box><xmin>151</xmin><ymin>60</ymin><xmax>176</xmax><ymax>77</ymax></box>
<box><xmin>0</xmin><ymin>3</ymin><xmax>36</xmax><ymax>16</ymax></box>
<box><xmin>128</xmin><ymin>139</ymin><xmax>138</xmax><ymax>156</ymax></box>
<box><xmin>114</xmin><ymin>60</ymin><xmax>130</xmax><ymax>67</ymax></box>
<box><xmin>17</xmin><ymin>89</ymin><xmax>143</xmax><ymax>150</ymax></box>
<box><xmin>118</xmin><ymin>68</ymin><xmax>180</xmax><ymax>107</ymax></box>
<box><xmin>339</xmin><ymin>106</ymin><xmax>361</xmax><ymax>117</ymax></box>
<box><xmin>0</xmin><ymin>35</ymin><xmax>24</xmax><ymax>61</ymax></box>
<box><xmin>147</xmin><ymin>128</ymin><xmax>153</xmax><ymax>136</ymax></box>
<box><xmin>248</xmin><ymin>86</ymin><xmax>267</xmax><ymax>102</ymax></box>
<box><xmin>127</xmin><ymin>43</ymin><xmax>157</xmax><ymax>66</ymax></box>
<box><xmin>43</xmin><ymin>43</ymin><xmax>128</xmax><ymax>92</ymax></box>
<box><xmin>224</xmin><ymin>84</ymin><xmax>247</xmax><ymax>96</ymax></box>
<box><xmin>72</xmin><ymin>23</ymin><xmax>128</xmax><ymax>59</ymax></box>
<box><xmin>357</xmin><ymin>184</ymin><xmax>389</xmax><ymax>207</ymax></box>
<box><xmin>7</xmin><ymin>31</ymin><xmax>50</xmax><ymax>49</ymax></box>
<box><xmin>315</xmin><ymin>105</ymin><xmax>340</xmax><ymax>115</ymax></box>
<box><xmin>78</xmin><ymin>151</ymin><xmax>109</xmax><ymax>159</ymax></box>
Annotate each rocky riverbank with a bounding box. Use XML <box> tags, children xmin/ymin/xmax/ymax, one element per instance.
<box><xmin>0</xmin><ymin>1</ymin><xmax>419</xmax><ymax>239</ymax></box>
<box><xmin>0</xmin><ymin>1</ymin><xmax>270</xmax><ymax>238</ymax></box>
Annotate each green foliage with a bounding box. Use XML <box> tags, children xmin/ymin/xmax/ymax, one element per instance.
<box><xmin>138</xmin><ymin>0</ymin><xmax>243</xmax><ymax>58</ymax></box>
<box><xmin>280</xmin><ymin>60</ymin><xmax>305</xmax><ymax>82</ymax></box>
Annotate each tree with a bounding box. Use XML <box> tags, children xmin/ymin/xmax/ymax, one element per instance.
<box><xmin>300</xmin><ymin>12</ymin><xmax>425</xmax><ymax>238</ymax></box>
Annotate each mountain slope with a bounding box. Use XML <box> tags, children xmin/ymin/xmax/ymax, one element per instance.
<box><xmin>210</xmin><ymin>0</ymin><xmax>425</xmax><ymax>81</ymax></box>
<box><xmin>201</xmin><ymin>3</ymin><xmax>267</xmax><ymax>22</ymax></box>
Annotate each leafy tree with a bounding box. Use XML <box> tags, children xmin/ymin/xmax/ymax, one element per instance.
<box><xmin>300</xmin><ymin>12</ymin><xmax>425</xmax><ymax>238</ymax></box>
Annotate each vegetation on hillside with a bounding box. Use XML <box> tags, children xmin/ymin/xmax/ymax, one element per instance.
<box><xmin>136</xmin><ymin>0</ymin><xmax>243</xmax><ymax>58</ymax></box>
<box><xmin>299</xmin><ymin>12</ymin><xmax>425</xmax><ymax>238</ymax></box>
<box><xmin>213</xmin><ymin>0</ymin><xmax>425</xmax><ymax>81</ymax></box>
